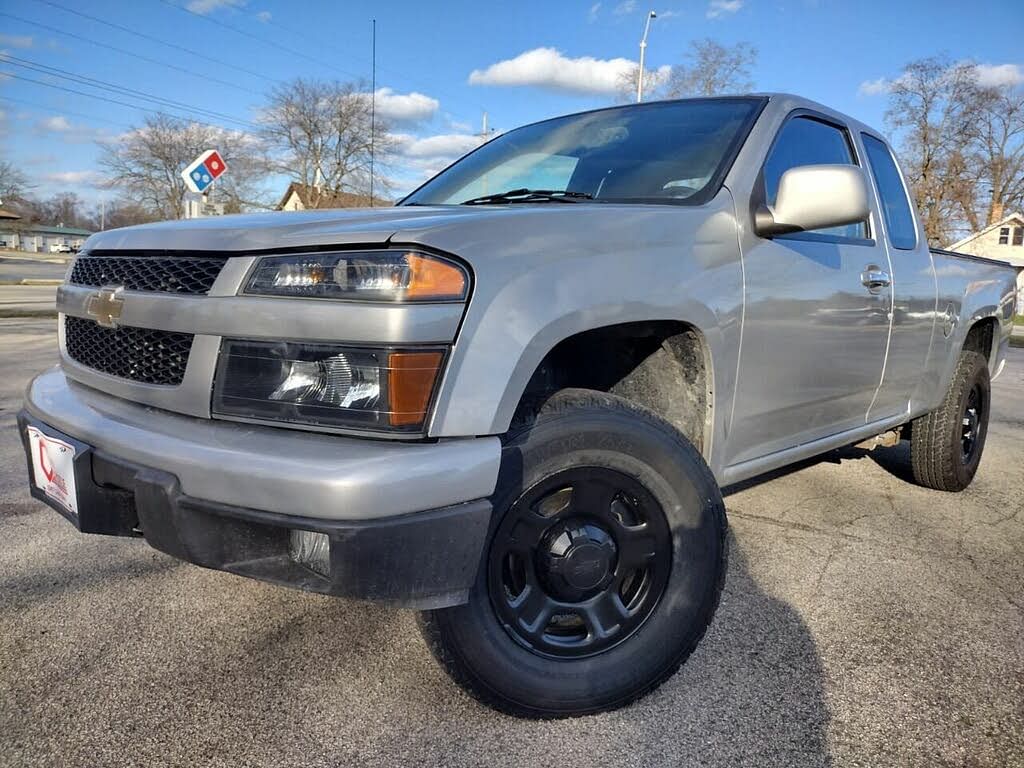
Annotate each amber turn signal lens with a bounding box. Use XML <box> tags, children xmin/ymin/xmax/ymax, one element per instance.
<box><xmin>405</xmin><ymin>252</ymin><xmax>467</xmax><ymax>300</ymax></box>
<box><xmin>388</xmin><ymin>351</ymin><xmax>444</xmax><ymax>427</ymax></box>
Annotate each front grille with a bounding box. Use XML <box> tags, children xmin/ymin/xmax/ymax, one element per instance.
<box><xmin>64</xmin><ymin>316</ymin><xmax>194</xmax><ymax>385</ymax></box>
<box><xmin>70</xmin><ymin>254</ymin><xmax>227</xmax><ymax>294</ymax></box>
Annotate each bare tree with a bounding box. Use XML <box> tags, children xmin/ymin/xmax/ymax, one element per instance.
<box><xmin>87</xmin><ymin>198</ymin><xmax>158</xmax><ymax>231</ymax></box>
<box><xmin>0</xmin><ymin>159</ymin><xmax>33</xmax><ymax>207</ymax></box>
<box><xmin>260</xmin><ymin>78</ymin><xmax>396</xmax><ymax>207</ymax></box>
<box><xmin>615</xmin><ymin>64</ymin><xmax>671</xmax><ymax>104</ymax></box>
<box><xmin>98</xmin><ymin>114</ymin><xmax>273</xmax><ymax>220</ymax></box>
<box><xmin>968</xmin><ymin>82</ymin><xmax>1024</xmax><ymax>227</ymax></box>
<box><xmin>665</xmin><ymin>39</ymin><xmax>757</xmax><ymax>97</ymax></box>
<box><xmin>885</xmin><ymin>57</ymin><xmax>985</xmax><ymax>245</ymax></box>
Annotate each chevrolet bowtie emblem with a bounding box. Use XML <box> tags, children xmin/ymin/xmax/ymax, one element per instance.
<box><xmin>85</xmin><ymin>286</ymin><xmax>125</xmax><ymax>328</ymax></box>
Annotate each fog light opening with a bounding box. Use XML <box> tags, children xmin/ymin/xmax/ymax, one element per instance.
<box><xmin>289</xmin><ymin>529</ymin><xmax>331</xmax><ymax>576</ymax></box>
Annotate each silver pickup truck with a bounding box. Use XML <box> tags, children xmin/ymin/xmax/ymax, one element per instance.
<box><xmin>19</xmin><ymin>93</ymin><xmax>1018</xmax><ymax>718</ymax></box>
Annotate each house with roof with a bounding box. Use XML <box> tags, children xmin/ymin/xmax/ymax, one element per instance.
<box><xmin>949</xmin><ymin>211</ymin><xmax>1024</xmax><ymax>315</ymax></box>
<box><xmin>0</xmin><ymin>209</ymin><xmax>93</xmax><ymax>253</ymax></box>
<box><xmin>276</xmin><ymin>182</ymin><xmax>390</xmax><ymax>211</ymax></box>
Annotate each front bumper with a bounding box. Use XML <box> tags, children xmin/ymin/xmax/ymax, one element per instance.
<box><xmin>20</xmin><ymin>369</ymin><xmax>502</xmax><ymax>608</ymax></box>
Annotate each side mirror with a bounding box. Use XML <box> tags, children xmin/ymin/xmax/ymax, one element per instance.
<box><xmin>755</xmin><ymin>164</ymin><xmax>869</xmax><ymax>237</ymax></box>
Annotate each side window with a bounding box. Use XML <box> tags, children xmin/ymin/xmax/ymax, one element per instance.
<box><xmin>1013</xmin><ymin>226</ymin><xmax>1023</xmax><ymax>246</ymax></box>
<box><xmin>999</xmin><ymin>227</ymin><xmax>1010</xmax><ymax>245</ymax></box>
<box><xmin>763</xmin><ymin>116</ymin><xmax>867</xmax><ymax>240</ymax></box>
<box><xmin>861</xmin><ymin>134</ymin><xmax>918</xmax><ymax>250</ymax></box>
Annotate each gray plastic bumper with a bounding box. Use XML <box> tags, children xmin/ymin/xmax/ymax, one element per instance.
<box><xmin>23</xmin><ymin>367</ymin><xmax>501</xmax><ymax>521</ymax></box>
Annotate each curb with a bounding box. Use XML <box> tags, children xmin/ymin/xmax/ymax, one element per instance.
<box><xmin>0</xmin><ymin>279</ymin><xmax>64</xmax><ymax>286</ymax></box>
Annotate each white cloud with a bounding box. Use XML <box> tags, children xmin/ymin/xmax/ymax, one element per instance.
<box><xmin>0</xmin><ymin>34</ymin><xmax>33</xmax><ymax>48</ymax></box>
<box><xmin>469</xmin><ymin>47</ymin><xmax>668</xmax><ymax>95</ymax></box>
<box><xmin>658</xmin><ymin>9</ymin><xmax>683</xmax><ymax>19</ymax></box>
<box><xmin>40</xmin><ymin>116</ymin><xmax>73</xmax><ymax>132</ymax></box>
<box><xmin>614</xmin><ymin>0</ymin><xmax>636</xmax><ymax>14</ymax></box>
<box><xmin>974</xmin><ymin>63</ymin><xmax>1024</xmax><ymax>88</ymax></box>
<box><xmin>397</xmin><ymin>133</ymin><xmax>486</xmax><ymax>160</ymax></box>
<box><xmin>186</xmin><ymin>0</ymin><xmax>245</xmax><ymax>14</ymax></box>
<box><xmin>373</xmin><ymin>87</ymin><xmax>440</xmax><ymax>123</ymax></box>
<box><xmin>256</xmin><ymin>10</ymin><xmax>272</xmax><ymax>22</ymax></box>
<box><xmin>858</xmin><ymin>77</ymin><xmax>890</xmax><ymax>97</ymax></box>
<box><xmin>34</xmin><ymin>115</ymin><xmax>108</xmax><ymax>143</ymax></box>
<box><xmin>706</xmin><ymin>0</ymin><xmax>742</xmax><ymax>18</ymax></box>
<box><xmin>588</xmin><ymin>2</ymin><xmax>602</xmax><ymax>21</ymax></box>
<box><xmin>42</xmin><ymin>170</ymin><xmax>103</xmax><ymax>187</ymax></box>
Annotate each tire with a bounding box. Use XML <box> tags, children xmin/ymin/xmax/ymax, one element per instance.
<box><xmin>910</xmin><ymin>350</ymin><xmax>991</xmax><ymax>492</ymax></box>
<box><xmin>418</xmin><ymin>388</ymin><xmax>727</xmax><ymax>718</ymax></box>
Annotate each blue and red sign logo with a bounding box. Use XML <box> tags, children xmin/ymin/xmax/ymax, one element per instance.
<box><xmin>181</xmin><ymin>150</ymin><xmax>227</xmax><ymax>194</ymax></box>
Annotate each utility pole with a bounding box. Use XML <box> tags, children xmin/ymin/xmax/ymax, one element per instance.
<box><xmin>637</xmin><ymin>10</ymin><xmax>657</xmax><ymax>103</ymax></box>
<box><xmin>369</xmin><ymin>18</ymin><xmax>376</xmax><ymax>208</ymax></box>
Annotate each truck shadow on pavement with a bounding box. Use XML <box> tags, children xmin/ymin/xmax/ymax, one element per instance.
<box><xmin>230</xmin><ymin>533</ymin><xmax>835</xmax><ymax>767</ymax></box>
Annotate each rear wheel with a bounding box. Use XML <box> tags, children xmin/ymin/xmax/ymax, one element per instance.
<box><xmin>909</xmin><ymin>350</ymin><xmax>990</xmax><ymax>491</ymax></box>
<box><xmin>418</xmin><ymin>389</ymin><xmax>727</xmax><ymax>718</ymax></box>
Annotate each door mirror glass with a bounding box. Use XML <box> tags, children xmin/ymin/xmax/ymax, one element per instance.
<box><xmin>756</xmin><ymin>164</ymin><xmax>869</xmax><ymax>237</ymax></box>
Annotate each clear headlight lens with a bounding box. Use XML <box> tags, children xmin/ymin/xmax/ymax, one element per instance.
<box><xmin>243</xmin><ymin>249</ymin><xmax>468</xmax><ymax>302</ymax></box>
<box><xmin>213</xmin><ymin>340</ymin><xmax>445</xmax><ymax>432</ymax></box>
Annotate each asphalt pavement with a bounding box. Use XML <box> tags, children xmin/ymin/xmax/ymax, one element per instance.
<box><xmin>0</xmin><ymin>252</ymin><xmax>69</xmax><ymax>284</ymax></box>
<box><xmin>0</xmin><ymin>319</ymin><xmax>1021</xmax><ymax>767</ymax></box>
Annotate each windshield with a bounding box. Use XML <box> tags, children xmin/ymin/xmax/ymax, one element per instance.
<box><xmin>402</xmin><ymin>98</ymin><xmax>764</xmax><ymax>207</ymax></box>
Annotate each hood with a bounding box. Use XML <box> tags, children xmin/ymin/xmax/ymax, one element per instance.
<box><xmin>81</xmin><ymin>206</ymin><xmax>477</xmax><ymax>252</ymax></box>
<box><xmin>81</xmin><ymin>200</ymin><xmax>732</xmax><ymax>271</ymax></box>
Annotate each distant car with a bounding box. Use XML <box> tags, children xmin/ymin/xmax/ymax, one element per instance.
<box><xmin>49</xmin><ymin>244</ymin><xmax>73</xmax><ymax>254</ymax></box>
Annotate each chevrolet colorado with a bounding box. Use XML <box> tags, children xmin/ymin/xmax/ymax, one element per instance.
<box><xmin>19</xmin><ymin>94</ymin><xmax>1018</xmax><ymax>717</ymax></box>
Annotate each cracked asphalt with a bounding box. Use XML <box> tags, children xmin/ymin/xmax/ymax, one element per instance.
<box><xmin>1</xmin><ymin>317</ymin><xmax>1021</xmax><ymax>767</ymax></box>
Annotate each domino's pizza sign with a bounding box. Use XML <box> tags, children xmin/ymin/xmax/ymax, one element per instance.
<box><xmin>181</xmin><ymin>149</ymin><xmax>227</xmax><ymax>194</ymax></box>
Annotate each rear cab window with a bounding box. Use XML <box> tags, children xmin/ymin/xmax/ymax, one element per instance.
<box><xmin>861</xmin><ymin>134</ymin><xmax>918</xmax><ymax>250</ymax></box>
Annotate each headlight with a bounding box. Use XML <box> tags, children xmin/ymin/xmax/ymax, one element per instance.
<box><xmin>212</xmin><ymin>340</ymin><xmax>445</xmax><ymax>432</ymax></box>
<box><xmin>243</xmin><ymin>249</ymin><xmax>468</xmax><ymax>302</ymax></box>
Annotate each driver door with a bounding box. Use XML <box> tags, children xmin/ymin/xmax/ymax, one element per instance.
<box><xmin>726</xmin><ymin>113</ymin><xmax>891</xmax><ymax>466</ymax></box>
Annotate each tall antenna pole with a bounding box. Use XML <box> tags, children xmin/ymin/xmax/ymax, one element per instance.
<box><xmin>369</xmin><ymin>18</ymin><xmax>376</xmax><ymax>207</ymax></box>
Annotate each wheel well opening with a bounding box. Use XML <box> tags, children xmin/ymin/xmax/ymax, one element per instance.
<box><xmin>963</xmin><ymin>318</ymin><xmax>997</xmax><ymax>366</ymax></box>
<box><xmin>513</xmin><ymin>321</ymin><xmax>712</xmax><ymax>455</ymax></box>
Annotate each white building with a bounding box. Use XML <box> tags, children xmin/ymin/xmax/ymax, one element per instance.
<box><xmin>0</xmin><ymin>210</ymin><xmax>93</xmax><ymax>253</ymax></box>
<box><xmin>949</xmin><ymin>211</ymin><xmax>1024</xmax><ymax>315</ymax></box>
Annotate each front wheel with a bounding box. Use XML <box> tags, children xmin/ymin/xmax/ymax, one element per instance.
<box><xmin>418</xmin><ymin>389</ymin><xmax>727</xmax><ymax>718</ymax></box>
<box><xmin>909</xmin><ymin>350</ymin><xmax>991</xmax><ymax>492</ymax></box>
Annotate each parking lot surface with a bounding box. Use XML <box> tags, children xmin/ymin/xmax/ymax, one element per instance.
<box><xmin>1</xmin><ymin>317</ymin><xmax>1021</xmax><ymax>767</ymax></box>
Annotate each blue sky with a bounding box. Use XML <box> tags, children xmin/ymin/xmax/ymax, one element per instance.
<box><xmin>1</xmin><ymin>0</ymin><xmax>1022</xmax><ymax>207</ymax></box>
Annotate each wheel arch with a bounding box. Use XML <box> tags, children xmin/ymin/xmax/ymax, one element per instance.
<box><xmin>502</xmin><ymin>318</ymin><xmax>717</xmax><ymax>459</ymax></box>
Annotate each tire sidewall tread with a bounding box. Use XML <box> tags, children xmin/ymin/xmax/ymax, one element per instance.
<box><xmin>419</xmin><ymin>388</ymin><xmax>728</xmax><ymax>718</ymax></box>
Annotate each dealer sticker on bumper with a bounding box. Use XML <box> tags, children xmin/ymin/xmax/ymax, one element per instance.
<box><xmin>26</xmin><ymin>426</ymin><xmax>78</xmax><ymax>517</ymax></box>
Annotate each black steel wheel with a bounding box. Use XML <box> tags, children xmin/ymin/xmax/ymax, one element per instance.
<box><xmin>419</xmin><ymin>388</ymin><xmax>727</xmax><ymax>718</ymax></box>
<box><xmin>488</xmin><ymin>467</ymin><xmax>671</xmax><ymax>659</ymax></box>
<box><xmin>910</xmin><ymin>349</ymin><xmax>991</xmax><ymax>492</ymax></box>
<box><xmin>960</xmin><ymin>383</ymin><xmax>984</xmax><ymax>464</ymax></box>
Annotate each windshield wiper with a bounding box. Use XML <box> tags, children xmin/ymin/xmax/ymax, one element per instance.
<box><xmin>460</xmin><ymin>188</ymin><xmax>594</xmax><ymax>205</ymax></box>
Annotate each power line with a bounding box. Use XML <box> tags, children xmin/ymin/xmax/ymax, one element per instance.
<box><xmin>155</xmin><ymin>0</ymin><xmax>487</xmax><ymax>125</ymax></box>
<box><xmin>2</xmin><ymin>55</ymin><xmax>260</xmax><ymax>129</ymax></box>
<box><xmin>27</xmin><ymin>0</ymin><xmax>275</xmax><ymax>84</ymax></box>
<box><xmin>0</xmin><ymin>11</ymin><xmax>264</xmax><ymax>96</ymax></box>
<box><xmin>0</xmin><ymin>94</ymin><xmax>129</xmax><ymax>129</ymax></box>
<box><xmin>156</xmin><ymin>0</ymin><xmax>366</xmax><ymax>81</ymax></box>
<box><xmin>1</xmin><ymin>72</ymin><xmax>256</xmax><ymax>132</ymax></box>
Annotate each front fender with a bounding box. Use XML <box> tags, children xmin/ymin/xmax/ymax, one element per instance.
<box><xmin>416</xmin><ymin>195</ymin><xmax>745</xmax><ymax>444</ymax></box>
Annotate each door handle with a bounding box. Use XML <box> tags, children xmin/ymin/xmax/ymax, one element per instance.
<box><xmin>861</xmin><ymin>266</ymin><xmax>890</xmax><ymax>293</ymax></box>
